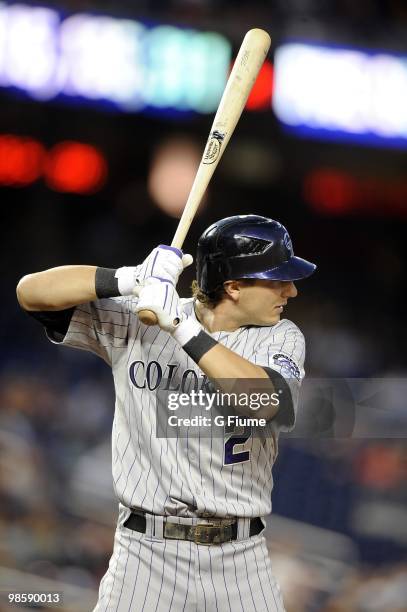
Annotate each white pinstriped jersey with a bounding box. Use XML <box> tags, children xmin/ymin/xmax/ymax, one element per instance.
<box><xmin>50</xmin><ymin>297</ymin><xmax>305</xmax><ymax>518</ymax></box>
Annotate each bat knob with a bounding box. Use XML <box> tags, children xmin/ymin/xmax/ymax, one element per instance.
<box><xmin>138</xmin><ymin>309</ymin><xmax>158</xmax><ymax>326</ymax></box>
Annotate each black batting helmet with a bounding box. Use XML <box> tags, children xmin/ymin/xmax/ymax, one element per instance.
<box><xmin>196</xmin><ymin>215</ymin><xmax>316</xmax><ymax>293</ymax></box>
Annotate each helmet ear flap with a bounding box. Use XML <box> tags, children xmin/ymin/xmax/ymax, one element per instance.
<box><xmin>202</xmin><ymin>256</ymin><xmax>229</xmax><ymax>293</ymax></box>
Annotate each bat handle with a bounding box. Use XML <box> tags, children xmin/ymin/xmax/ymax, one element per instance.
<box><xmin>138</xmin><ymin>309</ymin><xmax>158</xmax><ymax>325</ymax></box>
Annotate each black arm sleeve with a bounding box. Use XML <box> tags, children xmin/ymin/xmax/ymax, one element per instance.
<box><xmin>262</xmin><ymin>366</ymin><xmax>295</xmax><ymax>428</ymax></box>
<box><xmin>26</xmin><ymin>308</ymin><xmax>75</xmax><ymax>337</ymax></box>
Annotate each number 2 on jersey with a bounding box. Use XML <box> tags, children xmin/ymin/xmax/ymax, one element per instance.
<box><xmin>223</xmin><ymin>425</ymin><xmax>252</xmax><ymax>465</ymax></box>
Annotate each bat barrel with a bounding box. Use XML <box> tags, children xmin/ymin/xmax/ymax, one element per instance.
<box><xmin>139</xmin><ymin>28</ymin><xmax>271</xmax><ymax>326</ymax></box>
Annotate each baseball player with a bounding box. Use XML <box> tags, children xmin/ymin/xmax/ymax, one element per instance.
<box><xmin>17</xmin><ymin>214</ymin><xmax>316</xmax><ymax>612</ymax></box>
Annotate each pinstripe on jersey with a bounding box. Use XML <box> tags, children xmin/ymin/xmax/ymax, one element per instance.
<box><xmin>48</xmin><ymin>297</ymin><xmax>305</xmax><ymax>519</ymax></box>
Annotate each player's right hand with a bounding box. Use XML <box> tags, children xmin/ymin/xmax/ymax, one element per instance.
<box><xmin>116</xmin><ymin>245</ymin><xmax>193</xmax><ymax>296</ymax></box>
<box><xmin>136</xmin><ymin>245</ymin><xmax>193</xmax><ymax>286</ymax></box>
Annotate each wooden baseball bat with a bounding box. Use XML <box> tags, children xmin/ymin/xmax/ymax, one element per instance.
<box><xmin>139</xmin><ymin>28</ymin><xmax>271</xmax><ymax>325</ymax></box>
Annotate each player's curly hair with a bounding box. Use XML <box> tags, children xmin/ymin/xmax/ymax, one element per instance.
<box><xmin>191</xmin><ymin>280</ymin><xmax>225</xmax><ymax>307</ymax></box>
<box><xmin>191</xmin><ymin>278</ymin><xmax>255</xmax><ymax>308</ymax></box>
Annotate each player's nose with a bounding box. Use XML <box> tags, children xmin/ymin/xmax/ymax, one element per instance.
<box><xmin>282</xmin><ymin>281</ymin><xmax>298</xmax><ymax>298</ymax></box>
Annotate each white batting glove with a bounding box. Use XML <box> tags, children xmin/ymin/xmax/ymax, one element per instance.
<box><xmin>137</xmin><ymin>245</ymin><xmax>193</xmax><ymax>284</ymax></box>
<box><xmin>115</xmin><ymin>245</ymin><xmax>193</xmax><ymax>296</ymax></box>
<box><xmin>134</xmin><ymin>278</ymin><xmax>185</xmax><ymax>332</ymax></box>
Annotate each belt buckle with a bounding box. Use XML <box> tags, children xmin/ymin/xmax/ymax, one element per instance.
<box><xmin>193</xmin><ymin>522</ymin><xmax>233</xmax><ymax>545</ymax></box>
<box><xmin>193</xmin><ymin>523</ymin><xmax>216</xmax><ymax>545</ymax></box>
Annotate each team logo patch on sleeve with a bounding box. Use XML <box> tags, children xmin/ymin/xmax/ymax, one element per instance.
<box><xmin>273</xmin><ymin>353</ymin><xmax>301</xmax><ymax>381</ymax></box>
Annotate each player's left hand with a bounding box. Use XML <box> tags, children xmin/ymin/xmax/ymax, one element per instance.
<box><xmin>133</xmin><ymin>278</ymin><xmax>185</xmax><ymax>332</ymax></box>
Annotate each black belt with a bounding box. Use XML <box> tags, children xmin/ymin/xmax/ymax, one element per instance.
<box><xmin>124</xmin><ymin>512</ymin><xmax>264</xmax><ymax>545</ymax></box>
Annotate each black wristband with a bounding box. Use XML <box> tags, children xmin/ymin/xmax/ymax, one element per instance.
<box><xmin>95</xmin><ymin>267</ymin><xmax>119</xmax><ymax>298</ymax></box>
<box><xmin>182</xmin><ymin>330</ymin><xmax>218</xmax><ymax>363</ymax></box>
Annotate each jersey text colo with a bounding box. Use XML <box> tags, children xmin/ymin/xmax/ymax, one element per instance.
<box><xmin>129</xmin><ymin>360</ymin><xmax>211</xmax><ymax>391</ymax></box>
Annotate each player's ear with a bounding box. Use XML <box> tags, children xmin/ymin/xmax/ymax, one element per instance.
<box><xmin>223</xmin><ymin>280</ymin><xmax>240</xmax><ymax>302</ymax></box>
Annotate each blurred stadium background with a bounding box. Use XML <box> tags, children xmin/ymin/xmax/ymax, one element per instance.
<box><xmin>1</xmin><ymin>0</ymin><xmax>406</xmax><ymax>610</ymax></box>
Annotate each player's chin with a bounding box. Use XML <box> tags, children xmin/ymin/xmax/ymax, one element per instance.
<box><xmin>263</xmin><ymin>313</ymin><xmax>280</xmax><ymax>325</ymax></box>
